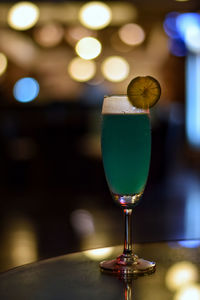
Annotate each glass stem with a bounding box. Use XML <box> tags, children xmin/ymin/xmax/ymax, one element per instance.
<box><xmin>123</xmin><ymin>208</ymin><xmax>133</xmax><ymax>256</ymax></box>
<box><xmin>124</xmin><ymin>280</ymin><xmax>132</xmax><ymax>300</ymax></box>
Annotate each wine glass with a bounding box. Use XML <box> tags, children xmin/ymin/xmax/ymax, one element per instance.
<box><xmin>100</xmin><ymin>95</ymin><xmax>156</xmax><ymax>277</ymax></box>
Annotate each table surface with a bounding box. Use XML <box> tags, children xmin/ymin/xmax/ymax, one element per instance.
<box><xmin>1</xmin><ymin>240</ymin><xmax>200</xmax><ymax>300</ymax></box>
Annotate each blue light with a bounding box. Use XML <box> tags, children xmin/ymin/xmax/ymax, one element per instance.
<box><xmin>163</xmin><ymin>12</ymin><xmax>180</xmax><ymax>39</ymax></box>
<box><xmin>164</xmin><ymin>12</ymin><xmax>200</xmax><ymax>54</ymax></box>
<box><xmin>176</xmin><ymin>13</ymin><xmax>200</xmax><ymax>40</ymax></box>
<box><xmin>184</xmin><ymin>179</ymin><xmax>200</xmax><ymax>238</ymax></box>
<box><xmin>13</xmin><ymin>77</ymin><xmax>40</xmax><ymax>103</ymax></box>
<box><xmin>186</xmin><ymin>54</ymin><xmax>200</xmax><ymax>148</ymax></box>
<box><xmin>169</xmin><ymin>38</ymin><xmax>187</xmax><ymax>57</ymax></box>
<box><xmin>185</xmin><ymin>27</ymin><xmax>200</xmax><ymax>53</ymax></box>
<box><xmin>178</xmin><ymin>240</ymin><xmax>200</xmax><ymax>248</ymax></box>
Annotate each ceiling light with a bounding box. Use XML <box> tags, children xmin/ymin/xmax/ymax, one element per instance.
<box><xmin>75</xmin><ymin>37</ymin><xmax>102</xmax><ymax>60</ymax></box>
<box><xmin>119</xmin><ymin>23</ymin><xmax>145</xmax><ymax>46</ymax></box>
<box><xmin>7</xmin><ymin>2</ymin><xmax>39</xmax><ymax>31</ymax></box>
<box><xmin>101</xmin><ymin>56</ymin><xmax>129</xmax><ymax>82</ymax></box>
<box><xmin>68</xmin><ymin>57</ymin><xmax>96</xmax><ymax>82</ymax></box>
<box><xmin>34</xmin><ymin>23</ymin><xmax>64</xmax><ymax>48</ymax></box>
<box><xmin>79</xmin><ymin>1</ymin><xmax>112</xmax><ymax>30</ymax></box>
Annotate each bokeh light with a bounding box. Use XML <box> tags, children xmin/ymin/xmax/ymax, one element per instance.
<box><xmin>176</xmin><ymin>13</ymin><xmax>200</xmax><ymax>40</ymax></box>
<box><xmin>169</xmin><ymin>38</ymin><xmax>187</xmax><ymax>57</ymax></box>
<box><xmin>70</xmin><ymin>209</ymin><xmax>95</xmax><ymax>237</ymax></box>
<box><xmin>34</xmin><ymin>22</ymin><xmax>64</xmax><ymax>48</ymax></box>
<box><xmin>119</xmin><ymin>23</ymin><xmax>145</xmax><ymax>46</ymax></box>
<box><xmin>186</xmin><ymin>52</ymin><xmax>200</xmax><ymax>148</ymax></box>
<box><xmin>185</xmin><ymin>27</ymin><xmax>200</xmax><ymax>53</ymax></box>
<box><xmin>0</xmin><ymin>52</ymin><xmax>8</xmax><ymax>76</ymax></box>
<box><xmin>101</xmin><ymin>56</ymin><xmax>129</xmax><ymax>82</ymax></box>
<box><xmin>163</xmin><ymin>12</ymin><xmax>180</xmax><ymax>39</ymax></box>
<box><xmin>176</xmin><ymin>13</ymin><xmax>200</xmax><ymax>53</ymax></box>
<box><xmin>164</xmin><ymin>12</ymin><xmax>200</xmax><ymax>53</ymax></box>
<box><xmin>68</xmin><ymin>57</ymin><xmax>96</xmax><ymax>82</ymax></box>
<box><xmin>175</xmin><ymin>284</ymin><xmax>200</xmax><ymax>300</ymax></box>
<box><xmin>166</xmin><ymin>261</ymin><xmax>198</xmax><ymax>292</ymax></box>
<box><xmin>79</xmin><ymin>1</ymin><xmax>112</xmax><ymax>30</ymax></box>
<box><xmin>75</xmin><ymin>37</ymin><xmax>102</xmax><ymax>60</ymax></box>
<box><xmin>5</xmin><ymin>216</ymin><xmax>38</xmax><ymax>267</ymax></box>
<box><xmin>11</xmin><ymin>228</ymin><xmax>37</xmax><ymax>265</ymax></box>
<box><xmin>65</xmin><ymin>26</ymin><xmax>96</xmax><ymax>46</ymax></box>
<box><xmin>13</xmin><ymin>77</ymin><xmax>40</xmax><ymax>103</ymax></box>
<box><xmin>7</xmin><ymin>2</ymin><xmax>39</xmax><ymax>31</ymax></box>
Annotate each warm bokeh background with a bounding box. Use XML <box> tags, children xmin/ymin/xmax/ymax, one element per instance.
<box><xmin>0</xmin><ymin>0</ymin><xmax>200</xmax><ymax>282</ymax></box>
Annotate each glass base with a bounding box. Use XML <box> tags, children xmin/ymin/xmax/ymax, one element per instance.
<box><xmin>100</xmin><ymin>254</ymin><xmax>156</xmax><ymax>278</ymax></box>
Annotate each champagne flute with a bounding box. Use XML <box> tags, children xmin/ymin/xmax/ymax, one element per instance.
<box><xmin>100</xmin><ymin>95</ymin><xmax>156</xmax><ymax>277</ymax></box>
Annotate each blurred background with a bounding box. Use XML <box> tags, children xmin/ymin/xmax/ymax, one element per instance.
<box><xmin>0</xmin><ymin>0</ymin><xmax>200</xmax><ymax>278</ymax></box>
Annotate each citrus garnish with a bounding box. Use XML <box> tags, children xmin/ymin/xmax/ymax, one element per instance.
<box><xmin>127</xmin><ymin>75</ymin><xmax>161</xmax><ymax>109</ymax></box>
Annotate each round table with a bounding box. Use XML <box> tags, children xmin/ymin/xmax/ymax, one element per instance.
<box><xmin>0</xmin><ymin>242</ymin><xmax>199</xmax><ymax>300</ymax></box>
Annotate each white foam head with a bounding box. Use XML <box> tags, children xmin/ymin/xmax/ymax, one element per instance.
<box><xmin>102</xmin><ymin>95</ymin><xmax>149</xmax><ymax>114</ymax></box>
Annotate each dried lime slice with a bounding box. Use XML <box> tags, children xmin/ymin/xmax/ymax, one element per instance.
<box><xmin>127</xmin><ymin>76</ymin><xmax>161</xmax><ymax>109</ymax></box>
